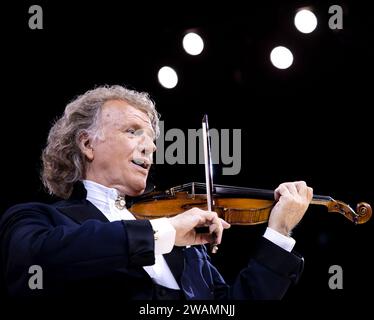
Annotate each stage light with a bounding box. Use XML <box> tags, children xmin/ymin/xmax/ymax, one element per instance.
<box><xmin>158</xmin><ymin>66</ymin><xmax>178</xmax><ymax>89</ymax></box>
<box><xmin>294</xmin><ymin>9</ymin><xmax>318</xmax><ymax>33</ymax></box>
<box><xmin>270</xmin><ymin>46</ymin><xmax>294</xmax><ymax>69</ymax></box>
<box><xmin>182</xmin><ymin>32</ymin><xmax>204</xmax><ymax>55</ymax></box>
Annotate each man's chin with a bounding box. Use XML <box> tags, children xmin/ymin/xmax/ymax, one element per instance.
<box><xmin>128</xmin><ymin>188</ymin><xmax>145</xmax><ymax>197</ymax></box>
<box><xmin>126</xmin><ymin>181</ymin><xmax>147</xmax><ymax>197</ymax></box>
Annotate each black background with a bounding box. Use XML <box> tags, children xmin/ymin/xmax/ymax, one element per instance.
<box><xmin>1</xmin><ymin>0</ymin><xmax>373</xmax><ymax>309</ymax></box>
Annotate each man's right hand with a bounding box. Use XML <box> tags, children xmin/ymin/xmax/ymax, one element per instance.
<box><xmin>168</xmin><ymin>208</ymin><xmax>230</xmax><ymax>247</ymax></box>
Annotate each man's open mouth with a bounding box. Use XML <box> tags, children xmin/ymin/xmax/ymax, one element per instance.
<box><xmin>131</xmin><ymin>159</ymin><xmax>150</xmax><ymax>170</ymax></box>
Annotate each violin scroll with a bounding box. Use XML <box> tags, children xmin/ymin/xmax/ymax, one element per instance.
<box><xmin>356</xmin><ymin>202</ymin><xmax>372</xmax><ymax>224</ymax></box>
<box><xmin>327</xmin><ymin>200</ymin><xmax>372</xmax><ymax>225</ymax></box>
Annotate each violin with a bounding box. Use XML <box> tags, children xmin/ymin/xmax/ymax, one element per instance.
<box><xmin>128</xmin><ymin>182</ymin><xmax>372</xmax><ymax>225</ymax></box>
<box><xmin>129</xmin><ymin>114</ymin><xmax>371</xmax><ymax>244</ymax></box>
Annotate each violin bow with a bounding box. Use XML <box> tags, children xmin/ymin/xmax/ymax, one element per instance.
<box><xmin>202</xmin><ymin>114</ymin><xmax>219</xmax><ymax>253</ymax></box>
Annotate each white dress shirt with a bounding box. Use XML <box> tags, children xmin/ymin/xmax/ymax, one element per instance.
<box><xmin>83</xmin><ymin>180</ymin><xmax>180</xmax><ymax>289</ymax></box>
<box><xmin>82</xmin><ymin>180</ymin><xmax>296</xmax><ymax>289</ymax></box>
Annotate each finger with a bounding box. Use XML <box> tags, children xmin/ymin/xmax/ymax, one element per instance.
<box><xmin>295</xmin><ymin>181</ymin><xmax>307</xmax><ymax>192</ymax></box>
<box><xmin>295</xmin><ymin>181</ymin><xmax>307</xmax><ymax>193</ymax></box>
<box><xmin>194</xmin><ymin>211</ymin><xmax>225</xmax><ymax>245</ymax></box>
<box><xmin>209</xmin><ymin>216</ymin><xmax>223</xmax><ymax>244</ymax></box>
<box><xmin>274</xmin><ymin>183</ymin><xmax>291</xmax><ymax>201</ymax></box>
<box><xmin>295</xmin><ymin>181</ymin><xmax>308</xmax><ymax>197</ymax></box>
<box><xmin>193</xmin><ymin>233</ymin><xmax>210</xmax><ymax>245</ymax></box>
<box><xmin>220</xmin><ymin>218</ymin><xmax>231</xmax><ymax>229</ymax></box>
<box><xmin>203</xmin><ymin>211</ymin><xmax>220</xmax><ymax>225</ymax></box>
<box><xmin>209</xmin><ymin>224</ymin><xmax>219</xmax><ymax>244</ymax></box>
<box><xmin>194</xmin><ymin>231</ymin><xmax>221</xmax><ymax>245</ymax></box>
<box><xmin>307</xmin><ymin>186</ymin><xmax>313</xmax><ymax>202</ymax></box>
<box><xmin>195</xmin><ymin>210</ymin><xmax>216</xmax><ymax>226</ymax></box>
<box><xmin>206</xmin><ymin>232</ymin><xmax>221</xmax><ymax>246</ymax></box>
<box><xmin>286</xmin><ymin>183</ymin><xmax>298</xmax><ymax>197</ymax></box>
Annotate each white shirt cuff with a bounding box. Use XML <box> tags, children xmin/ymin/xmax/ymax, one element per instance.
<box><xmin>149</xmin><ymin>218</ymin><xmax>176</xmax><ymax>255</ymax></box>
<box><xmin>263</xmin><ymin>227</ymin><xmax>296</xmax><ymax>252</ymax></box>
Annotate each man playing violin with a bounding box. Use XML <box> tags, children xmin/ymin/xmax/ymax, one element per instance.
<box><xmin>0</xmin><ymin>85</ymin><xmax>313</xmax><ymax>299</ymax></box>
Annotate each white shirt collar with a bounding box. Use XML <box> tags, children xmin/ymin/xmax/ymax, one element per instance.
<box><xmin>83</xmin><ymin>180</ymin><xmax>119</xmax><ymax>203</ymax></box>
<box><xmin>82</xmin><ymin>180</ymin><xmax>130</xmax><ymax>220</ymax></box>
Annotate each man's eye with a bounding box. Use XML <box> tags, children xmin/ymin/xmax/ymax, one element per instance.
<box><xmin>126</xmin><ymin>129</ymin><xmax>145</xmax><ymax>137</ymax></box>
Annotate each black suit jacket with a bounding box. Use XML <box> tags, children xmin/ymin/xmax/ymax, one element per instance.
<box><xmin>0</xmin><ymin>188</ymin><xmax>304</xmax><ymax>300</ymax></box>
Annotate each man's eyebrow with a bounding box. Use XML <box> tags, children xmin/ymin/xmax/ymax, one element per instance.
<box><xmin>122</xmin><ymin>120</ymin><xmax>155</xmax><ymax>139</ymax></box>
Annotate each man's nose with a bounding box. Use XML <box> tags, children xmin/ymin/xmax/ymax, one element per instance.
<box><xmin>141</xmin><ymin>135</ymin><xmax>156</xmax><ymax>155</ymax></box>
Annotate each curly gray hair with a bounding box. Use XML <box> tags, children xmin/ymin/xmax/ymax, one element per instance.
<box><xmin>41</xmin><ymin>85</ymin><xmax>160</xmax><ymax>199</ymax></box>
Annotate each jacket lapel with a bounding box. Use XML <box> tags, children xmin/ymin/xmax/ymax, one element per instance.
<box><xmin>56</xmin><ymin>181</ymin><xmax>109</xmax><ymax>224</ymax></box>
<box><xmin>57</xmin><ymin>199</ymin><xmax>109</xmax><ymax>224</ymax></box>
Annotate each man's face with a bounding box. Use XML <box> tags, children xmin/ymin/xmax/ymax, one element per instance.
<box><xmin>86</xmin><ymin>99</ymin><xmax>156</xmax><ymax>196</ymax></box>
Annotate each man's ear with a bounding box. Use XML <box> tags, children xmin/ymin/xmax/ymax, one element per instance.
<box><xmin>78</xmin><ymin>132</ymin><xmax>94</xmax><ymax>161</ymax></box>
